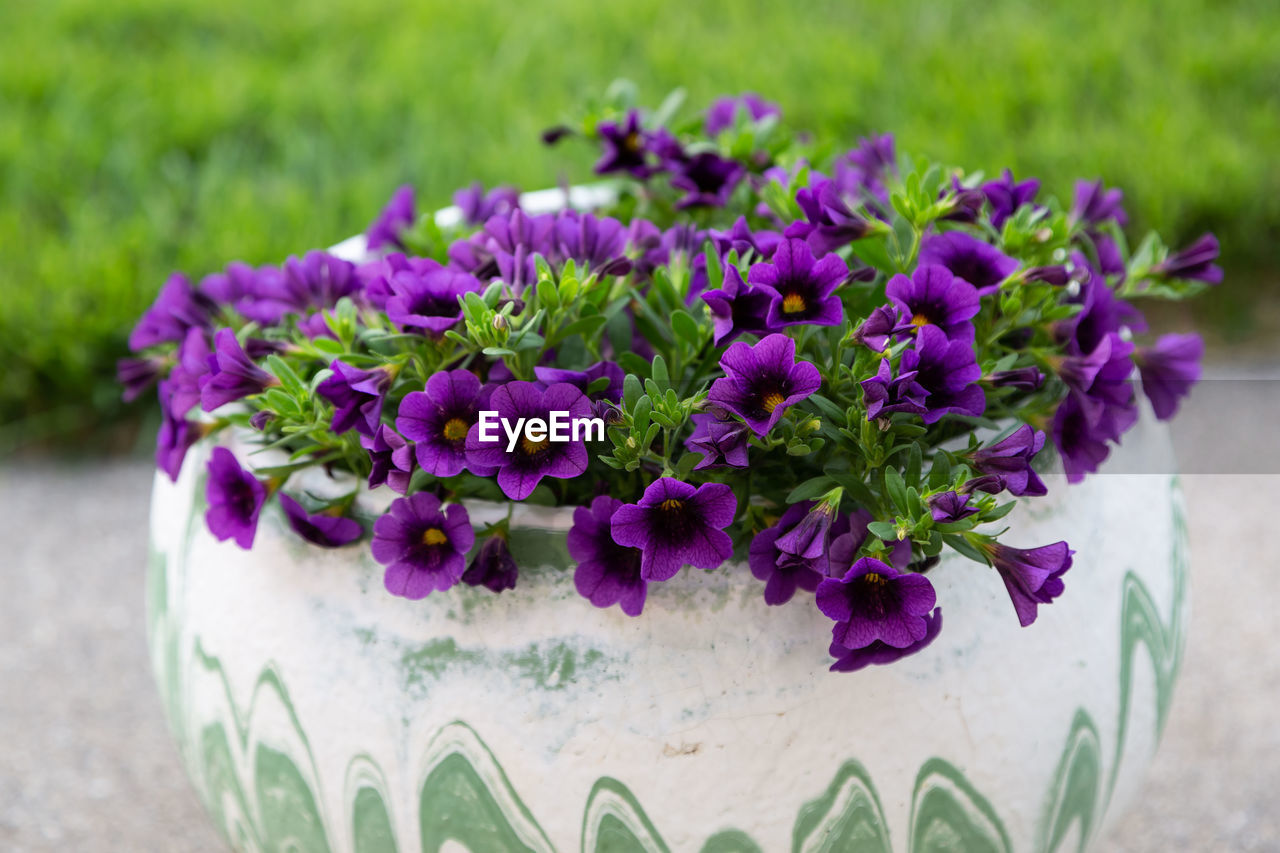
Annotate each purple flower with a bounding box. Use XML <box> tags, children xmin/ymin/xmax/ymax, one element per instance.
<box><xmin>829</xmin><ymin>609</ymin><xmax>942</xmax><ymax>672</ymax></box>
<box><xmin>708</xmin><ymin>333</ymin><xmax>822</xmax><ymax>435</ymax></box>
<box><xmin>835</xmin><ymin>133</ymin><xmax>896</xmax><ymax>204</ymax></box>
<box><xmin>700</xmin><ymin>265</ymin><xmax>772</xmax><ymax>345</ymax></box>
<box><xmin>988</xmin><ymin>366</ymin><xmax>1044</xmax><ymax>391</ymax></box>
<box><xmin>464</xmin><ymin>382</ymin><xmax>592</xmax><ymax>500</ymax></box>
<box><xmin>118</xmin><ymin>355</ymin><xmax>165</xmax><ymax>402</ymax></box>
<box><xmin>929</xmin><ymin>491</ymin><xmax>977</xmax><ymax>523</ymax></box>
<box><xmin>966</xmin><ymin>424</ymin><xmax>1047</xmax><ymax>497</ymax></box>
<box><xmin>981</xmin><ymin>169</ymin><xmax>1040</xmax><ymax>229</ymax></box>
<box><xmin>385</xmin><ymin>263</ymin><xmax>483</xmax><ymax>335</ymax></box>
<box><xmin>155</xmin><ymin>380</ymin><xmax>200</xmax><ymax>482</ymax></box>
<box><xmin>372</xmin><ymin>493</ymin><xmax>474</xmax><ymax>600</ymax></box>
<box><xmin>204</xmin><ymin>447</ymin><xmax>267</xmax><ymax>550</ymax></box>
<box><xmin>461</xmin><ymin>536</ymin><xmax>519</xmax><ymax>593</ymax></box>
<box><xmin>317</xmin><ymin>361</ymin><xmax>390</xmax><ymax>436</ymax></box>
<box><xmin>1071</xmin><ymin>179</ymin><xmax>1127</xmax><ymax>227</ymax></box>
<box><xmin>1055</xmin><ymin>332</ymin><xmax>1136</xmax><ymax>424</ymax></box>
<box><xmin>860</xmin><ymin>355</ymin><xmax>928</xmax><ymax>419</ymax></box>
<box><xmin>199</xmin><ymin>329</ymin><xmax>277</xmax><ymax>411</ymax></box>
<box><xmin>1153</xmin><ymin>233</ymin><xmax>1222</xmax><ymax>285</ymax></box>
<box><xmin>886</xmin><ymin>265</ymin><xmax>980</xmax><ymax>342</ymax></box>
<box><xmin>129</xmin><ymin>273</ymin><xmax>215</xmax><ymax>351</ymax></box>
<box><xmin>162</xmin><ymin>327</ymin><xmax>213</xmax><ymax>416</ymax></box>
<box><xmin>787</xmin><ymin>178</ymin><xmax>875</xmax><ymax>255</ymax></box>
<box><xmin>775</xmin><ymin>500</ymin><xmax>839</xmax><ymax>565</ymax></box>
<box><xmin>827</xmin><ymin>509</ymin><xmax>913</xmax><ymax>573</ymax></box>
<box><xmin>816</xmin><ymin>558</ymin><xmax>938</xmax><ymax>650</ymax></box>
<box><xmin>610</xmin><ymin>478</ymin><xmax>736</xmax><ymax>581</ymax></box>
<box><xmin>484</xmin><ymin>209</ymin><xmax>556</xmax><ymax>290</ymax></box>
<box><xmin>569</xmin><ymin>496</ymin><xmax>647</xmax><ymax>616</ymax></box>
<box><xmin>595</xmin><ymin>109</ymin><xmax>656</xmax><ymax>178</ymax></box>
<box><xmin>398</xmin><ymin>369</ymin><xmax>492</xmax><ymax>478</ymax></box>
<box><xmin>534</xmin><ymin>361</ymin><xmax>624</xmax><ymax>402</ymax></box>
<box><xmin>366</xmin><ymin>185</ymin><xmax>416</xmax><ymax>252</ymax></box>
<box><xmin>705</xmin><ymin>93</ymin><xmax>781</xmax><ymax>135</ymax></box>
<box><xmin>1135</xmin><ymin>333</ymin><xmax>1203</xmax><ymax>420</ymax></box>
<box><xmin>983</xmin><ymin>540</ymin><xmax>1074</xmax><ymax>627</ymax></box>
<box><xmin>1060</xmin><ymin>259</ymin><xmax>1146</xmax><ymax>353</ymax></box>
<box><xmin>711</xmin><ymin>216</ymin><xmax>782</xmax><ymax>261</ymax></box>
<box><xmin>918</xmin><ymin>231</ymin><xmax>1018</xmax><ymax>296</ymax></box>
<box><xmin>669</xmin><ymin>151</ymin><xmax>745</xmax><ymax>209</ymax></box>
<box><xmin>685</xmin><ymin>413</ymin><xmax>751</xmax><ymax>470</ymax></box>
<box><xmin>749</xmin><ymin>238</ymin><xmax>848</xmax><ymax>329</ymax></box>
<box><xmin>869</xmin><ymin>325</ymin><xmax>984</xmax><ymax>425</ymax></box>
<box><xmin>453</xmin><ymin>182</ymin><xmax>520</xmax><ymax>227</ymax></box>
<box><xmin>279</xmin><ymin>494</ymin><xmax>362</xmax><ymax>548</ymax></box>
<box><xmin>241</xmin><ymin>252</ymin><xmax>361</xmax><ymax>331</ymax></box>
<box><xmin>1050</xmin><ymin>392</ymin><xmax>1136</xmax><ymax>483</ymax></box>
<box><xmin>854</xmin><ymin>305</ymin><xmax>912</xmax><ymax>351</ymax></box>
<box><xmin>554</xmin><ymin>211</ymin><xmax>632</xmax><ymax>276</ymax></box>
<box><xmin>361</xmin><ymin>424</ymin><xmax>415</xmax><ymax>494</ymax></box>
<box><xmin>748</xmin><ymin>503</ymin><xmax>826</xmax><ymax>605</ymax></box>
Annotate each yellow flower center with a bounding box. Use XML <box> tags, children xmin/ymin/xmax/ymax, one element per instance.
<box><xmin>762</xmin><ymin>392</ymin><xmax>786</xmax><ymax>413</ymax></box>
<box><xmin>782</xmin><ymin>293</ymin><xmax>807</xmax><ymax>314</ymax></box>
<box><xmin>660</xmin><ymin>498</ymin><xmax>684</xmax><ymax>512</ymax></box>
<box><xmin>624</xmin><ymin>131</ymin><xmax>642</xmax><ymax>153</ymax></box>
<box><xmin>421</xmin><ymin>527</ymin><xmax>448</xmax><ymax>546</ymax></box>
<box><xmin>520</xmin><ymin>436</ymin><xmax>549</xmax><ymax>455</ymax></box>
<box><xmin>911</xmin><ymin>313</ymin><xmax>930</xmax><ymax>328</ymax></box>
<box><xmin>443</xmin><ymin>418</ymin><xmax>469</xmax><ymax>441</ymax></box>
<box><xmin>863</xmin><ymin>572</ymin><xmax>886</xmax><ymax>585</ymax></box>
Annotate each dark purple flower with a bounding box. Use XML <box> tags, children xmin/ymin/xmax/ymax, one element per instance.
<box><xmin>685</xmin><ymin>413</ymin><xmax>751</xmax><ymax>470</ymax></box>
<box><xmin>1054</xmin><ymin>332</ymin><xmax>1136</xmax><ymax>426</ymax></box>
<box><xmin>711</xmin><ymin>216</ymin><xmax>782</xmax><ymax>261</ymax></box>
<box><xmin>240</xmin><ymin>252</ymin><xmax>361</xmax><ymax>331</ymax></box>
<box><xmin>1058</xmin><ymin>258</ymin><xmax>1146</xmax><ymax>355</ymax></box>
<box><xmin>827</xmin><ymin>509</ymin><xmax>913</xmax><ymax>573</ymax></box>
<box><xmin>835</xmin><ymin>133</ymin><xmax>896</xmax><ymax>204</ymax></box>
<box><xmin>967</xmin><ymin>424</ymin><xmax>1047</xmax><ymax>497</ymax></box>
<box><xmin>461</xmin><ymin>536</ymin><xmax>519</xmax><ymax>593</ymax></box>
<box><xmin>198</xmin><ymin>261</ymin><xmax>260</xmax><ymax>305</ymax></box>
<box><xmin>1135</xmin><ymin>333</ymin><xmax>1203</xmax><ymax>420</ymax></box>
<box><xmin>1094</xmin><ymin>233</ymin><xmax>1126</xmax><ymax>279</ymax></box>
<box><xmin>453</xmin><ymin>181</ymin><xmax>520</xmax><ymax>226</ymax></box>
<box><xmin>371</xmin><ymin>493</ymin><xmax>474</xmax><ymax>600</ymax></box>
<box><xmin>671</xmin><ymin>151</ymin><xmax>745</xmax><ymax>209</ymax></box>
<box><xmin>983</xmin><ymin>540</ymin><xmax>1074</xmax><ymax>627</ymax></box>
<box><xmin>886</xmin><ymin>264</ymin><xmax>980</xmax><ymax>342</ymax></box>
<box><xmin>708</xmin><ymin>333</ymin><xmax>822</xmax><ymax>435</ymax></box>
<box><xmin>385</xmin><ymin>263</ymin><xmax>483</xmax><ymax>335</ymax></box>
<box><xmin>118</xmin><ymin>355</ymin><xmax>167</xmax><ymax>403</ymax></box>
<box><xmin>610</xmin><ymin>478</ymin><xmax>736</xmax><ymax>582</ymax></box>
<box><xmin>464</xmin><ymin>382</ymin><xmax>592</xmax><ymax>500</ymax></box>
<box><xmin>204</xmin><ymin>447</ymin><xmax>267</xmax><ymax>550</ymax></box>
<box><xmin>786</xmin><ymin>178</ymin><xmax>875</xmax><ymax>255</ymax></box>
<box><xmin>828</xmin><ymin>608</ymin><xmax>942</xmax><ymax>672</ymax></box>
<box><xmin>554</xmin><ymin>211</ymin><xmax>632</xmax><ymax>276</ymax></box>
<box><xmin>199</xmin><ymin>329</ymin><xmax>277</xmax><ymax>412</ymax></box>
<box><xmin>154</xmin><ymin>380</ymin><xmax>200</xmax><ymax>482</ymax></box>
<box><xmin>860</xmin><ymin>355</ymin><xmax>928</xmax><ymax>419</ymax></box>
<box><xmin>1024</xmin><ymin>265</ymin><xmax>1072</xmax><ymax>286</ymax></box>
<box><xmin>749</xmin><ymin>238</ymin><xmax>847</xmax><ymax>329</ymax></box>
<box><xmin>880</xmin><ymin>325</ymin><xmax>985</xmax><ymax>425</ymax></box>
<box><xmin>1071</xmin><ymin>179</ymin><xmax>1127</xmax><ymax>228</ymax></box>
<box><xmin>398</xmin><ymin>369</ymin><xmax>492</xmax><ymax>478</ymax></box>
<box><xmin>816</xmin><ymin>558</ymin><xmax>938</xmax><ymax>650</ymax></box>
<box><xmin>366</xmin><ymin>185</ymin><xmax>416</xmax><ymax>251</ymax></box>
<box><xmin>854</xmin><ymin>305</ymin><xmax>912</xmax><ymax>351</ymax></box>
<box><xmin>939</xmin><ymin>174</ymin><xmax>986</xmax><ymax>224</ymax></box>
<box><xmin>484</xmin><ymin>209</ymin><xmax>556</xmax><ymax>290</ymax></box>
<box><xmin>775</xmin><ymin>500</ymin><xmax>839</xmax><ymax>564</ymax></box>
<box><xmin>129</xmin><ymin>273</ymin><xmax>215</xmax><ymax>352</ymax></box>
<box><xmin>1153</xmin><ymin>233</ymin><xmax>1223</xmax><ymax>285</ymax></box>
<box><xmin>705</xmin><ymin>93</ymin><xmax>781</xmax><ymax>135</ymax></box>
<box><xmin>988</xmin><ymin>366</ymin><xmax>1045</xmax><ymax>391</ymax></box>
<box><xmin>361</xmin><ymin>424</ymin><xmax>415</xmax><ymax>494</ymax></box>
<box><xmin>748</xmin><ymin>503</ymin><xmax>825</xmax><ymax>605</ymax></box>
<box><xmin>161</xmin><ymin>327</ymin><xmax>212</xmax><ymax>416</ymax></box>
<box><xmin>700</xmin><ymin>265</ymin><xmax>772</xmax><ymax>345</ymax></box>
<box><xmin>929</xmin><ymin>491</ymin><xmax>977</xmax><ymax>523</ymax></box>
<box><xmin>595</xmin><ymin>109</ymin><xmax>656</xmax><ymax>178</ymax></box>
<box><xmin>569</xmin><ymin>496</ymin><xmax>647</xmax><ymax>616</ymax></box>
<box><xmin>534</xmin><ymin>361</ymin><xmax>624</xmax><ymax>402</ymax></box>
<box><xmin>279</xmin><ymin>494</ymin><xmax>362</xmax><ymax>548</ymax></box>
<box><xmin>918</xmin><ymin>231</ymin><xmax>1018</xmax><ymax>296</ymax></box>
<box><xmin>981</xmin><ymin>169</ymin><xmax>1040</xmax><ymax>229</ymax></box>
<box><xmin>317</xmin><ymin>361</ymin><xmax>390</xmax><ymax>436</ymax></box>
<box><xmin>1050</xmin><ymin>392</ymin><xmax>1136</xmax><ymax>483</ymax></box>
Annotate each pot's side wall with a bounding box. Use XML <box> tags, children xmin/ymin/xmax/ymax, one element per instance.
<box><xmin>147</xmin><ymin>420</ymin><xmax>1187</xmax><ymax>853</ymax></box>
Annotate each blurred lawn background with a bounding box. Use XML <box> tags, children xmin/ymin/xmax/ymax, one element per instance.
<box><xmin>1</xmin><ymin>0</ymin><xmax>1277</xmax><ymax>452</ymax></box>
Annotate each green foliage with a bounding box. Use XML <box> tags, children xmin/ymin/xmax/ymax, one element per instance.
<box><xmin>2</xmin><ymin>0</ymin><xmax>1278</xmax><ymax>449</ymax></box>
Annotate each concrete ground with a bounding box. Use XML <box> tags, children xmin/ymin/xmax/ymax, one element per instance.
<box><xmin>1</xmin><ymin>371</ymin><xmax>1278</xmax><ymax>851</ymax></box>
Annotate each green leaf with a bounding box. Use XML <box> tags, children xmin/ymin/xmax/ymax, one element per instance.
<box><xmin>650</xmin><ymin>354</ymin><xmax>670</xmax><ymax>389</ymax></box>
<box><xmin>984</xmin><ymin>500</ymin><xmax>1017</xmax><ymax>522</ymax></box>
<box><xmin>670</xmin><ymin>310</ymin><xmax>701</xmax><ymax>345</ymax></box>
<box><xmin>905</xmin><ymin>444</ymin><xmax>922</xmax><ymax>486</ymax></box>
<box><xmin>806</xmin><ymin>393</ymin><xmax>847</xmax><ymax>425</ymax></box>
<box><xmin>622</xmin><ymin>374</ymin><xmax>644</xmax><ymax>410</ymax></box>
<box><xmin>618</xmin><ymin>352</ymin><xmax>651</xmax><ymax>378</ymax></box>
<box><xmin>555</xmin><ymin>315</ymin><xmax>608</xmax><ymax>343</ymax></box>
<box><xmin>943</xmin><ymin>534</ymin><xmax>990</xmax><ymax>564</ymax></box>
<box><xmin>786</xmin><ymin>475</ymin><xmax>836</xmax><ymax>504</ymax></box>
<box><xmin>884</xmin><ymin>467</ymin><xmax>909</xmax><ymax>513</ymax></box>
<box><xmin>265</xmin><ymin>355</ymin><xmax>305</xmax><ymax>396</ymax></box>
<box><xmin>867</xmin><ymin>521</ymin><xmax>899</xmax><ymax>540</ymax></box>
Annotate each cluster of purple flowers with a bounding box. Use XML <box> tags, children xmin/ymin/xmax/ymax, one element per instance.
<box><xmin>122</xmin><ymin>90</ymin><xmax>1218</xmax><ymax>675</ymax></box>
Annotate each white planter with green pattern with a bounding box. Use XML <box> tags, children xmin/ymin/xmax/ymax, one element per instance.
<box><xmin>146</xmin><ymin>409</ymin><xmax>1186</xmax><ymax>853</ymax></box>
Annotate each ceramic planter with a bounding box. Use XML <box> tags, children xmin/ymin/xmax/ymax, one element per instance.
<box><xmin>146</xmin><ymin>409</ymin><xmax>1186</xmax><ymax>853</ymax></box>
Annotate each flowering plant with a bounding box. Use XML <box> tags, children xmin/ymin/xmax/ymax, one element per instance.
<box><xmin>121</xmin><ymin>87</ymin><xmax>1216</xmax><ymax>672</ymax></box>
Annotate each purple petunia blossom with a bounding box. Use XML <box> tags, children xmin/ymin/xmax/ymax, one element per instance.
<box><xmin>163</xmin><ymin>327</ymin><xmax>213</xmax><ymax>416</ymax></box>
<box><xmin>827</xmin><ymin>509</ymin><xmax>913</xmax><ymax>574</ymax></box>
<box><xmin>385</xmin><ymin>262</ymin><xmax>483</xmax><ymax>335</ymax></box>
<box><xmin>966</xmin><ymin>424</ymin><xmax>1047</xmax><ymax>497</ymax></box>
<box><xmin>372</xmin><ymin>493</ymin><xmax>474</xmax><ymax>600</ymax></box>
<box><xmin>361</xmin><ymin>424</ymin><xmax>415</xmax><ymax>494</ymax></box>
<box><xmin>1061</xmin><ymin>259</ymin><xmax>1146</xmax><ymax>354</ymax></box>
<box><xmin>918</xmin><ymin>231</ymin><xmax>1018</xmax><ymax>296</ymax></box>
<box><xmin>569</xmin><ymin>496</ymin><xmax>648</xmax><ymax>616</ymax></box>
<box><xmin>828</xmin><ymin>608</ymin><xmax>943</xmax><ymax>672</ymax></box>
<box><xmin>1071</xmin><ymin>179</ymin><xmax>1127</xmax><ymax>228</ymax></box>
<box><xmin>817</xmin><ymin>558</ymin><xmax>938</xmax><ymax>650</ymax></box>
<box><xmin>240</xmin><ymin>252</ymin><xmax>362</xmax><ymax>333</ymax></box>
<box><xmin>205</xmin><ymin>447</ymin><xmax>267</xmax><ymax>550</ymax></box>
<box><xmin>1056</xmin><ymin>332</ymin><xmax>1136</xmax><ymax>424</ymax></box>
<box><xmin>534</xmin><ymin>361</ymin><xmax>624</xmax><ymax>402</ymax></box>
<box><xmin>786</xmin><ymin>178</ymin><xmax>875</xmax><ymax>255</ymax></box>
<box><xmin>867</xmin><ymin>325</ymin><xmax>985</xmax><ymax>425</ymax></box>
<box><xmin>885</xmin><ymin>264</ymin><xmax>980</xmax><ymax>342</ymax></box>
<box><xmin>365</xmin><ymin>185</ymin><xmax>416</xmax><ymax>251</ymax></box>
<box><xmin>1135</xmin><ymin>333</ymin><xmax>1203</xmax><ymax>420</ymax></box>
<box><xmin>1050</xmin><ymin>392</ymin><xmax>1136</xmax><ymax>483</ymax></box>
<box><xmin>929</xmin><ymin>491</ymin><xmax>977</xmax><ymax>523</ymax></box>
<box><xmin>749</xmin><ymin>238</ymin><xmax>848</xmax><ymax>329</ymax></box>
<box><xmin>279</xmin><ymin>494</ymin><xmax>363</xmax><ymax>548</ymax></box>
<box><xmin>984</xmin><ymin>540</ymin><xmax>1074</xmax><ymax>627</ymax></box>
<box><xmin>748</xmin><ymin>503</ymin><xmax>826</xmax><ymax>606</ymax></box>
<box><xmin>708</xmin><ymin>333</ymin><xmax>822</xmax><ymax>435</ymax></box>
<box><xmin>705</xmin><ymin>93</ymin><xmax>781</xmax><ymax>135</ymax></box>
<box><xmin>464</xmin><ymin>382</ymin><xmax>592</xmax><ymax>500</ymax></box>
<box><xmin>610</xmin><ymin>478</ymin><xmax>736</xmax><ymax>582</ymax></box>
<box><xmin>317</xmin><ymin>361</ymin><xmax>390</xmax><ymax>436</ymax></box>
<box><xmin>835</xmin><ymin>133</ymin><xmax>896</xmax><ymax>204</ymax></box>
<box><xmin>981</xmin><ymin>169</ymin><xmax>1040</xmax><ymax>229</ymax></box>
<box><xmin>398</xmin><ymin>369</ymin><xmax>492</xmax><ymax>478</ymax></box>
<box><xmin>988</xmin><ymin>366</ymin><xmax>1045</xmax><ymax>391</ymax></box>
<box><xmin>860</xmin><ymin>355</ymin><xmax>928</xmax><ymax>420</ymax></box>
<box><xmin>453</xmin><ymin>181</ymin><xmax>520</xmax><ymax>226</ymax></box>
<box><xmin>554</xmin><ymin>211</ymin><xmax>632</xmax><ymax>276</ymax></box>
<box><xmin>155</xmin><ymin>380</ymin><xmax>200</xmax><ymax>482</ymax></box>
<box><xmin>595</xmin><ymin>110</ymin><xmax>656</xmax><ymax>178</ymax></box>
<box><xmin>198</xmin><ymin>260</ymin><xmax>260</xmax><ymax>305</ymax></box>
<box><xmin>199</xmin><ymin>329</ymin><xmax>277</xmax><ymax>412</ymax></box>
<box><xmin>484</xmin><ymin>209</ymin><xmax>557</xmax><ymax>290</ymax></box>
<box><xmin>118</xmin><ymin>354</ymin><xmax>166</xmax><ymax>402</ymax></box>
<box><xmin>854</xmin><ymin>305</ymin><xmax>912</xmax><ymax>352</ymax></box>
<box><xmin>671</xmin><ymin>151</ymin><xmax>746</xmax><ymax>209</ymax></box>
<box><xmin>775</xmin><ymin>501</ymin><xmax>839</xmax><ymax>565</ymax></box>
<box><xmin>461</xmin><ymin>536</ymin><xmax>519</xmax><ymax>593</ymax></box>
<box><xmin>700</xmin><ymin>265</ymin><xmax>772</xmax><ymax>345</ymax></box>
<box><xmin>685</xmin><ymin>413</ymin><xmax>751</xmax><ymax>470</ymax></box>
<box><xmin>711</xmin><ymin>216</ymin><xmax>782</xmax><ymax>261</ymax></box>
<box><xmin>129</xmin><ymin>273</ymin><xmax>215</xmax><ymax>352</ymax></box>
<box><xmin>1153</xmin><ymin>234</ymin><xmax>1222</xmax><ymax>285</ymax></box>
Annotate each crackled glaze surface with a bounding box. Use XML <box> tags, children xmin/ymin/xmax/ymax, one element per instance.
<box><xmin>147</xmin><ymin>416</ymin><xmax>1186</xmax><ymax>852</ymax></box>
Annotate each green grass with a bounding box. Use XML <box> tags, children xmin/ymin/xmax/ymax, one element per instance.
<box><xmin>1</xmin><ymin>0</ymin><xmax>1277</xmax><ymax>449</ymax></box>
